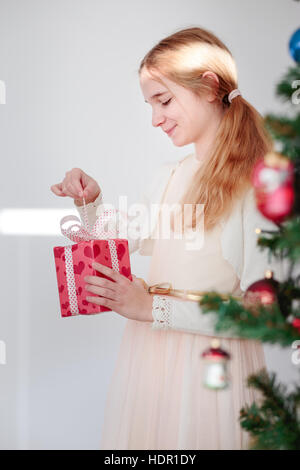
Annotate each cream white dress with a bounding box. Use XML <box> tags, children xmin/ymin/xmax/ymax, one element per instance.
<box><xmin>75</xmin><ymin>153</ymin><xmax>285</xmax><ymax>450</ymax></box>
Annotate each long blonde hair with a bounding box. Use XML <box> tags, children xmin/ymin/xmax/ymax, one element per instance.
<box><xmin>138</xmin><ymin>27</ymin><xmax>274</xmax><ymax>231</ymax></box>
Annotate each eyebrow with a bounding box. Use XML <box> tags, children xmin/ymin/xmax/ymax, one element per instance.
<box><xmin>144</xmin><ymin>91</ymin><xmax>168</xmax><ymax>103</ymax></box>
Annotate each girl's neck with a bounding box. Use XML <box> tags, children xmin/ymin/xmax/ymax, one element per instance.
<box><xmin>194</xmin><ymin>107</ymin><xmax>225</xmax><ymax>163</ymax></box>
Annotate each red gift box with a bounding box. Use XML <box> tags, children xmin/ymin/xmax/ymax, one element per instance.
<box><xmin>53</xmin><ymin>201</ymin><xmax>132</xmax><ymax>317</ymax></box>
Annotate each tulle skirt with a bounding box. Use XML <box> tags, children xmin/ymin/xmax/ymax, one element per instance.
<box><xmin>99</xmin><ymin>319</ymin><xmax>266</xmax><ymax>450</ymax></box>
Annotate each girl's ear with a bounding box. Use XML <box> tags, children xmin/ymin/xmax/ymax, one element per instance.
<box><xmin>202</xmin><ymin>71</ymin><xmax>220</xmax><ymax>102</ymax></box>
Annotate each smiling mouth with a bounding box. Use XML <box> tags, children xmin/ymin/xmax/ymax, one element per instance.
<box><xmin>166</xmin><ymin>125</ymin><xmax>177</xmax><ymax>135</ymax></box>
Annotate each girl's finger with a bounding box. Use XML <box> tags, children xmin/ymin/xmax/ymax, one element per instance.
<box><xmin>62</xmin><ymin>179</ymin><xmax>81</xmax><ymax>199</ymax></box>
<box><xmin>70</xmin><ymin>177</ymin><xmax>84</xmax><ymax>198</ymax></box>
<box><xmin>50</xmin><ymin>183</ymin><xmax>67</xmax><ymax>197</ymax></box>
<box><xmin>83</xmin><ymin>182</ymin><xmax>98</xmax><ymax>198</ymax></box>
<box><xmin>85</xmin><ymin>275</ymin><xmax>120</xmax><ymax>293</ymax></box>
<box><xmin>86</xmin><ymin>295</ymin><xmax>118</xmax><ymax>310</ymax></box>
<box><xmin>85</xmin><ymin>284</ymin><xmax>119</xmax><ymax>301</ymax></box>
<box><xmin>92</xmin><ymin>261</ymin><xmax>128</xmax><ymax>285</ymax></box>
<box><xmin>80</xmin><ymin>173</ymin><xmax>99</xmax><ymax>198</ymax></box>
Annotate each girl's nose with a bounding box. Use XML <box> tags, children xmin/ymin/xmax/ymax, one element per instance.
<box><xmin>152</xmin><ymin>110</ymin><xmax>165</xmax><ymax>128</ymax></box>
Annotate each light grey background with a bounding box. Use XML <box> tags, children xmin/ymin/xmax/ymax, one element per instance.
<box><xmin>0</xmin><ymin>0</ymin><xmax>299</xmax><ymax>450</ymax></box>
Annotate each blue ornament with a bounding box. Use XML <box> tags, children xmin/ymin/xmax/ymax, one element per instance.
<box><xmin>289</xmin><ymin>28</ymin><xmax>300</xmax><ymax>63</ymax></box>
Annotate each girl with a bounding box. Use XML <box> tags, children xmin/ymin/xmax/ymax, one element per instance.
<box><xmin>51</xmin><ymin>27</ymin><xmax>283</xmax><ymax>450</ymax></box>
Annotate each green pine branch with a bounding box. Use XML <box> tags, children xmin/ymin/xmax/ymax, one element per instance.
<box><xmin>264</xmin><ymin>114</ymin><xmax>300</xmax><ymax>161</ymax></box>
<box><xmin>256</xmin><ymin>217</ymin><xmax>300</xmax><ymax>262</ymax></box>
<box><xmin>199</xmin><ymin>293</ymin><xmax>300</xmax><ymax>346</ymax></box>
<box><xmin>239</xmin><ymin>369</ymin><xmax>300</xmax><ymax>450</ymax></box>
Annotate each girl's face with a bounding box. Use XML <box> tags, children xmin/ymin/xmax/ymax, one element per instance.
<box><xmin>139</xmin><ymin>68</ymin><xmax>221</xmax><ymax>147</ymax></box>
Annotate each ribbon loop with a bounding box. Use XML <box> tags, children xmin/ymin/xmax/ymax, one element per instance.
<box><xmin>60</xmin><ymin>196</ymin><xmax>118</xmax><ymax>242</ymax></box>
<box><xmin>148</xmin><ymin>282</ymin><xmax>173</xmax><ymax>295</ymax></box>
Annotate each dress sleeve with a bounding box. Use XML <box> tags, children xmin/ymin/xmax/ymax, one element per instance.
<box><xmin>150</xmin><ymin>295</ymin><xmax>240</xmax><ymax>338</ymax></box>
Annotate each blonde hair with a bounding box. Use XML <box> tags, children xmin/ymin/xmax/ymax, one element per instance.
<box><xmin>138</xmin><ymin>27</ymin><xmax>274</xmax><ymax>231</ymax></box>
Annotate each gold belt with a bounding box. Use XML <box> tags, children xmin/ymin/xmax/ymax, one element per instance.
<box><xmin>141</xmin><ymin>281</ymin><xmax>243</xmax><ymax>302</ymax></box>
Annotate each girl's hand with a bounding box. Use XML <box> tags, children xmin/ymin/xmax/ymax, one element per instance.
<box><xmin>84</xmin><ymin>262</ymin><xmax>154</xmax><ymax>323</ymax></box>
<box><xmin>50</xmin><ymin>168</ymin><xmax>101</xmax><ymax>206</ymax></box>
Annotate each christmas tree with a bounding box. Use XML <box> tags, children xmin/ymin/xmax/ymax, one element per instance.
<box><xmin>200</xmin><ymin>22</ymin><xmax>300</xmax><ymax>450</ymax></box>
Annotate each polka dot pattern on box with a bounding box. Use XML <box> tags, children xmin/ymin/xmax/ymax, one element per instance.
<box><xmin>64</xmin><ymin>246</ymin><xmax>79</xmax><ymax>315</ymax></box>
<box><xmin>108</xmin><ymin>240</ymin><xmax>120</xmax><ymax>271</ymax></box>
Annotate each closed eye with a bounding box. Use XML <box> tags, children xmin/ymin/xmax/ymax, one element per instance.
<box><xmin>162</xmin><ymin>98</ymin><xmax>172</xmax><ymax>106</ymax></box>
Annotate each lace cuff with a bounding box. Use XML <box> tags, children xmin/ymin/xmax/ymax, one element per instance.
<box><xmin>151</xmin><ymin>295</ymin><xmax>173</xmax><ymax>330</ymax></box>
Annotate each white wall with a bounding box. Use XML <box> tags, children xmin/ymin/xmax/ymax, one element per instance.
<box><xmin>0</xmin><ymin>0</ymin><xmax>299</xmax><ymax>449</ymax></box>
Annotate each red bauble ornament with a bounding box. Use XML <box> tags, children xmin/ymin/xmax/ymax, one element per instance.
<box><xmin>243</xmin><ymin>270</ymin><xmax>279</xmax><ymax>313</ymax></box>
<box><xmin>252</xmin><ymin>152</ymin><xmax>294</xmax><ymax>224</ymax></box>
<box><xmin>292</xmin><ymin>317</ymin><xmax>300</xmax><ymax>334</ymax></box>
